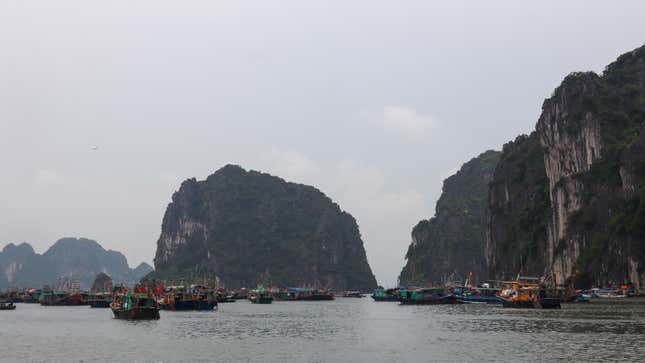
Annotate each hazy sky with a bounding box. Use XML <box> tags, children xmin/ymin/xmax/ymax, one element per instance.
<box><xmin>1</xmin><ymin>1</ymin><xmax>644</xmax><ymax>285</ymax></box>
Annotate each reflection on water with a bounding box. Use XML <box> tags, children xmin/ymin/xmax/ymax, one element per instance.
<box><xmin>1</xmin><ymin>298</ymin><xmax>644</xmax><ymax>362</ymax></box>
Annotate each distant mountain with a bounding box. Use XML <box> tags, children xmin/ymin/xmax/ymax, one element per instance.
<box><xmin>399</xmin><ymin>150</ymin><xmax>501</xmax><ymax>285</ymax></box>
<box><xmin>0</xmin><ymin>237</ymin><xmax>153</xmax><ymax>290</ymax></box>
<box><xmin>153</xmin><ymin>164</ymin><xmax>377</xmax><ymax>290</ymax></box>
<box><xmin>132</xmin><ymin>262</ymin><xmax>154</xmax><ymax>281</ymax></box>
<box><xmin>0</xmin><ymin>243</ymin><xmax>54</xmax><ymax>289</ymax></box>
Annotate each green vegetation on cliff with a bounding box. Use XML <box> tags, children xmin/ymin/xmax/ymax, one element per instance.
<box><xmin>487</xmin><ymin>44</ymin><xmax>645</xmax><ymax>288</ymax></box>
<box><xmin>399</xmin><ymin>150</ymin><xmax>500</xmax><ymax>285</ymax></box>
<box><xmin>153</xmin><ymin>165</ymin><xmax>377</xmax><ymax>290</ymax></box>
<box><xmin>486</xmin><ymin>133</ymin><xmax>551</xmax><ymax>278</ymax></box>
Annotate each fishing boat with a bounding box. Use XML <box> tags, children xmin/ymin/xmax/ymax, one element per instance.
<box><xmin>273</xmin><ymin>289</ymin><xmax>299</xmax><ymax>301</ymax></box>
<box><xmin>399</xmin><ymin>288</ymin><xmax>462</xmax><ymax>305</ymax></box>
<box><xmin>111</xmin><ymin>293</ymin><xmax>160</xmax><ymax>320</ymax></box>
<box><xmin>455</xmin><ymin>287</ymin><xmax>502</xmax><ymax>304</ymax></box>
<box><xmin>563</xmin><ymin>289</ymin><xmax>592</xmax><ymax>303</ymax></box>
<box><xmin>371</xmin><ymin>288</ymin><xmax>400</xmax><ymax>302</ymax></box>
<box><xmin>342</xmin><ymin>290</ymin><xmax>363</xmax><ymax>298</ymax></box>
<box><xmin>453</xmin><ymin>275</ymin><xmax>502</xmax><ymax>304</ymax></box>
<box><xmin>39</xmin><ymin>288</ymin><xmax>86</xmax><ymax>306</ymax></box>
<box><xmin>248</xmin><ymin>285</ymin><xmax>273</xmax><ymax>304</ymax></box>
<box><xmin>160</xmin><ymin>285</ymin><xmax>217</xmax><ymax>311</ymax></box>
<box><xmin>215</xmin><ymin>288</ymin><xmax>236</xmax><ymax>303</ymax></box>
<box><xmin>22</xmin><ymin>289</ymin><xmax>42</xmax><ymax>303</ymax></box>
<box><xmin>590</xmin><ymin>288</ymin><xmax>627</xmax><ymax>299</ymax></box>
<box><xmin>497</xmin><ymin>277</ymin><xmax>561</xmax><ymax>309</ymax></box>
<box><xmin>0</xmin><ymin>300</ymin><xmax>16</xmax><ymax>310</ymax></box>
<box><xmin>87</xmin><ymin>293</ymin><xmax>113</xmax><ymax>308</ymax></box>
<box><xmin>6</xmin><ymin>291</ymin><xmax>24</xmax><ymax>303</ymax></box>
<box><xmin>300</xmin><ymin>289</ymin><xmax>335</xmax><ymax>301</ymax></box>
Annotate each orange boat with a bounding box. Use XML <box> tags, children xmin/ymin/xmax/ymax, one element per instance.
<box><xmin>497</xmin><ymin>276</ymin><xmax>561</xmax><ymax>309</ymax></box>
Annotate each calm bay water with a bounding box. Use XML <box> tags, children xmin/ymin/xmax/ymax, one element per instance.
<box><xmin>1</xmin><ymin>298</ymin><xmax>644</xmax><ymax>362</ymax></box>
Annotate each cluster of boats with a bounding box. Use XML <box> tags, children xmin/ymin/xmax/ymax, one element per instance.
<box><xmin>370</xmin><ymin>276</ymin><xmax>636</xmax><ymax>308</ymax></box>
<box><xmin>2</xmin><ymin>275</ymin><xmax>637</xmax><ymax>319</ymax></box>
<box><xmin>0</xmin><ymin>284</ymin><xmax>344</xmax><ymax>320</ymax></box>
<box><xmin>246</xmin><ymin>286</ymin><xmax>339</xmax><ymax>304</ymax></box>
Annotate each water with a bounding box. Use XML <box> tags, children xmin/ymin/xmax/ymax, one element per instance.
<box><xmin>1</xmin><ymin>298</ymin><xmax>645</xmax><ymax>362</ymax></box>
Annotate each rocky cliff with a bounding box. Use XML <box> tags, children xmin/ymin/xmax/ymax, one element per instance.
<box><xmin>487</xmin><ymin>45</ymin><xmax>645</xmax><ymax>289</ymax></box>
<box><xmin>0</xmin><ymin>238</ymin><xmax>152</xmax><ymax>289</ymax></box>
<box><xmin>485</xmin><ymin>133</ymin><xmax>551</xmax><ymax>279</ymax></box>
<box><xmin>153</xmin><ymin>164</ymin><xmax>377</xmax><ymax>290</ymax></box>
<box><xmin>400</xmin><ymin>150</ymin><xmax>500</xmax><ymax>285</ymax></box>
<box><xmin>0</xmin><ymin>243</ymin><xmax>54</xmax><ymax>289</ymax></box>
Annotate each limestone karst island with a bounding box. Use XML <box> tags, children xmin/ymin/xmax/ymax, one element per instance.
<box><xmin>2</xmin><ymin>3</ymin><xmax>645</xmax><ymax>362</ymax></box>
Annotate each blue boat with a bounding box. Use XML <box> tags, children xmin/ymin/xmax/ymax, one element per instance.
<box><xmin>160</xmin><ymin>285</ymin><xmax>217</xmax><ymax>311</ymax></box>
<box><xmin>399</xmin><ymin>288</ymin><xmax>462</xmax><ymax>305</ymax></box>
<box><xmin>455</xmin><ymin>287</ymin><xmax>502</xmax><ymax>304</ymax></box>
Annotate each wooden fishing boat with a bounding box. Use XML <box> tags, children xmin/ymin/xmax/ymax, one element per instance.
<box><xmin>88</xmin><ymin>293</ymin><xmax>113</xmax><ymax>308</ymax></box>
<box><xmin>0</xmin><ymin>300</ymin><xmax>16</xmax><ymax>310</ymax></box>
<box><xmin>160</xmin><ymin>285</ymin><xmax>217</xmax><ymax>311</ymax></box>
<box><xmin>22</xmin><ymin>289</ymin><xmax>42</xmax><ymax>303</ymax></box>
<box><xmin>371</xmin><ymin>288</ymin><xmax>400</xmax><ymax>302</ymax></box>
<box><xmin>111</xmin><ymin>293</ymin><xmax>160</xmax><ymax>320</ymax></box>
<box><xmin>39</xmin><ymin>289</ymin><xmax>85</xmax><ymax>306</ymax></box>
<box><xmin>215</xmin><ymin>289</ymin><xmax>236</xmax><ymax>303</ymax></box>
<box><xmin>399</xmin><ymin>288</ymin><xmax>463</xmax><ymax>305</ymax></box>
<box><xmin>342</xmin><ymin>290</ymin><xmax>363</xmax><ymax>298</ymax></box>
<box><xmin>497</xmin><ymin>277</ymin><xmax>561</xmax><ymax>309</ymax></box>
<box><xmin>248</xmin><ymin>285</ymin><xmax>273</xmax><ymax>304</ymax></box>
<box><xmin>278</xmin><ymin>288</ymin><xmax>335</xmax><ymax>301</ymax></box>
<box><xmin>273</xmin><ymin>290</ymin><xmax>299</xmax><ymax>301</ymax></box>
<box><xmin>591</xmin><ymin>288</ymin><xmax>627</xmax><ymax>299</ymax></box>
<box><xmin>300</xmin><ymin>291</ymin><xmax>335</xmax><ymax>301</ymax></box>
<box><xmin>455</xmin><ymin>287</ymin><xmax>502</xmax><ymax>304</ymax></box>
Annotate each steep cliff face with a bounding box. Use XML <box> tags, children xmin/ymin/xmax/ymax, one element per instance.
<box><xmin>153</xmin><ymin>165</ymin><xmax>377</xmax><ymax>290</ymax></box>
<box><xmin>487</xmin><ymin>45</ymin><xmax>645</xmax><ymax>289</ymax></box>
<box><xmin>536</xmin><ymin>73</ymin><xmax>606</xmax><ymax>285</ymax></box>
<box><xmin>400</xmin><ymin>150</ymin><xmax>500</xmax><ymax>285</ymax></box>
<box><xmin>486</xmin><ymin>133</ymin><xmax>551</xmax><ymax>279</ymax></box>
<box><xmin>0</xmin><ymin>238</ymin><xmax>152</xmax><ymax>289</ymax></box>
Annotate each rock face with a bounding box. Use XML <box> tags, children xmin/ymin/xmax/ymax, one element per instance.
<box><xmin>153</xmin><ymin>164</ymin><xmax>377</xmax><ymax>290</ymax></box>
<box><xmin>400</xmin><ymin>150</ymin><xmax>500</xmax><ymax>285</ymax></box>
<box><xmin>485</xmin><ymin>133</ymin><xmax>551</xmax><ymax>279</ymax></box>
<box><xmin>0</xmin><ymin>238</ymin><xmax>152</xmax><ymax>289</ymax></box>
<box><xmin>487</xmin><ymin>45</ymin><xmax>645</xmax><ymax>289</ymax></box>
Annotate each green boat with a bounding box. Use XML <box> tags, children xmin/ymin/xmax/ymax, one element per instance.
<box><xmin>111</xmin><ymin>293</ymin><xmax>160</xmax><ymax>320</ymax></box>
<box><xmin>399</xmin><ymin>288</ymin><xmax>462</xmax><ymax>305</ymax></box>
<box><xmin>248</xmin><ymin>285</ymin><xmax>273</xmax><ymax>304</ymax></box>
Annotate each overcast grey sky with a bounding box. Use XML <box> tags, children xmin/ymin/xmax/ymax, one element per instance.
<box><xmin>1</xmin><ymin>1</ymin><xmax>644</xmax><ymax>285</ymax></box>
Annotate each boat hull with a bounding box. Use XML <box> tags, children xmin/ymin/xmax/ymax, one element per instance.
<box><xmin>538</xmin><ymin>298</ymin><xmax>562</xmax><ymax>309</ymax></box>
<box><xmin>89</xmin><ymin>300</ymin><xmax>112</xmax><ymax>308</ymax></box>
<box><xmin>250</xmin><ymin>297</ymin><xmax>273</xmax><ymax>304</ymax></box>
<box><xmin>301</xmin><ymin>294</ymin><xmax>335</xmax><ymax>301</ymax></box>
<box><xmin>400</xmin><ymin>295</ymin><xmax>462</xmax><ymax>305</ymax></box>
<box><xmin>161</xmin><ymin>300</ymin><xmax>216</xmax><ymax>311</ymax></box>
<box><xmin>500</xmin><ymin>298</ymin><xmax>536</xmax><ymax>308</ymax></box>
<box><xmin>112</xmin><ymin>307</ymin><xmax>160</xmax><ymax>320</ymax></box>
<box><xmin>456</xmin><ymin>296</ymin><xmax>501</xmax><ymax>304</ymax></box>
<box><xmin>371</xmin><ymin>295</ymin><xmax>399</xmax><ymax>302</ymax></box>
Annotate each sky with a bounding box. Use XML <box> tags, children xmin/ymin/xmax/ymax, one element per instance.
<box><xmin>1</xmin><ymin>1</ymin><xmax>644</xmax><ymax>286</ymax></box>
